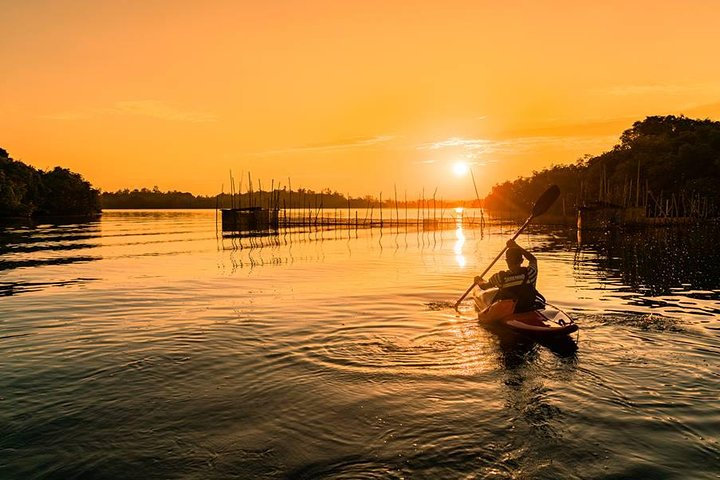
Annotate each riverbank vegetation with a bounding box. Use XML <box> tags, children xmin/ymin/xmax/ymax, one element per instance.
<box><xmin>483</xmin><ymin>115</ymin><xmax>720</xmax><ymax>217</ymax></box>
<box><xmin>101</xmin><ymin>188</ymin><xmax>457</xmax><ymax>209</ymax></box>
<box><xmin>0</xmin><ymin>148</ymin><xmax>100</xmax><ymax>218</ymax></box>
<box><xmin>7</xmin><ymin>115</ymin><xmax>718</xmax><ymax>217</ymax></box>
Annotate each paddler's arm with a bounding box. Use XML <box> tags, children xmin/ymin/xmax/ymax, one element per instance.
<box><xmin>507</xmin><ymin>239</ymin><xmax>536</xmax><ymax>264</ymax></box>
<box><xmin>474</xmin><ymin>276</ymin><xmax>492</xmax><ymax>290</ymax></box>
<box><xmin>475</xmin><ymin>272</ymin><xmax>503</xmax><ymax>290</ymax></box>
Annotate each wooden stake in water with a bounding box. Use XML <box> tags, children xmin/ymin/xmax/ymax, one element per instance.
<box><xmin>229</xmin><ymin>170</ymin><xmax>234</xmax><ymax>209</ymax></box>
<box><xmin>248</xmin><ymin>172</ymin><xmax>253</xmax><ymax>208</ymax></box>
<box><xmin>394</xmin><ymin>184</ymin><xmax>399</xmax><ymax>231</ymax></box>
<box><xmin>238</xmin><ymin>172</ymin><xmax>244</xmax><ymax>209</ymax></box>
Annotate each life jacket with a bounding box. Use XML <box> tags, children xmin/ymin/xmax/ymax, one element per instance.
<box><xmin>493</xmin><ymin>267</ymin><xmax>538</xmax><ymax>313</ymax></box>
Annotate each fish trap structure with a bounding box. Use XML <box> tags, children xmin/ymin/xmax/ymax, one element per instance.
<box><xmin>221</xmin><ymin>207</ymin><xmax>279</xmax><ymax>232</ymax></box>
<box><xmin>215</xmin><ymin>171</ymin><xmax>487</xmax><ymax>236</ymax></box>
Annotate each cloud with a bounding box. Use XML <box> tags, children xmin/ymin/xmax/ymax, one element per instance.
<box><xmin>257</xmin><ymin>135</ymin><xmax>395</xmax><ymax>156</ymax></box>
<box><xmin>417</xmin><ymin>134</ymin><xmax>615</xmax><ymax>159</ymax></box>
<box><xmin>487</xmin><ymin>135</ymin><xmax>616</xmax><ymax>154</ymax></box>
<box><xmin>417</xmin><ymin>137</ymin><xmax>492</xmax><ymax>151</ymax></box>
<box><xmin>42</xmin><ymin>100</ymin><xmax>216</xmax><ymax>123</ymax></box>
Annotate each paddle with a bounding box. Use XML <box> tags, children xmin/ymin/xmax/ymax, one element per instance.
<box><xmin>453</xmin><ymin>185</ymin><xmax>561</xmax><ymax>312</ymax></box>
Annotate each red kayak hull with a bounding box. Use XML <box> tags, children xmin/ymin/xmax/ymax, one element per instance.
<box><xmin>476</xmin><ymin>298</ymin><xmax>578</xmax><ymax>338</ymax></box>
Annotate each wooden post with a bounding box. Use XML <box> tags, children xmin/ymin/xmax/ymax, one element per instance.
<box><xmin>394</xmin><ymin>184</ymin><xmax>399</xmax><ymax>230</ymax></box>
<box><xmin>379</xmin><ymin>192</ymin><xmax>383</xmax><ymax>227</ymax></box>
<box><xmin>247</xmin><ymin>172</ymin><xmax>253</xmax><ymax>208</ymax></box>
<box><xmin>404</xmin><ymin>190</ymin><xmax>408</xmax><ymax>228</ymax></box>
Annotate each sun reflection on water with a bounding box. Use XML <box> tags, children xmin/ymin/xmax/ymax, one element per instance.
<box><xmin>454</xmin><ymin>223</ymin><xmax>466</xmax><ymax>268</ymax></box>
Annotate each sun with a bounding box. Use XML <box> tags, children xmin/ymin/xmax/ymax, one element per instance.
<box><xmin>452</xmin><ymin>161</ymin><xmax>470</xmax><ymax>176</ymax></box>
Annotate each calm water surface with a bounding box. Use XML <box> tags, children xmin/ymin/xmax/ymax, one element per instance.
<box><xmin>1</xmin><ymin>210</ymin><xmax>719</xmax><ymax>479</ymax></box>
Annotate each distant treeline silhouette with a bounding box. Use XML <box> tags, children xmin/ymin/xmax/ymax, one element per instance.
<box><xmin>101</xmin><ymin>187</ymin><xmax>462</xmax><ymax>209</ymax></box>
<box><xmin>0</xmin><ymin>148</ymin><xmax>100</xmax><ymax>218</ymax></box>
<box><xmin>9</xmin><ymin>114</ymin><xmax>717</xmax><ymax>218</ymax></box>
<box><xmin>484</xmin><ymin>115</ymin><xmax>720</xmax><ymax>217</ymax></box>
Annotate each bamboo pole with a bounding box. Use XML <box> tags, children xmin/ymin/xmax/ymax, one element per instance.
<box><xmin>404</xmin><ymin>190</ymin><xmax>408</xmax><ymax>229</ymax></box>
<box><xmin>379</xmin><ymin>192</ymin><xmax>383</xmax><ymax>227</ymax></box>
<box><xmin>247</xmin><ymin>172</ymin><xmax>253</xmax><ymax>208</ymax></box>
<box><xmin>229</xmin><ymin>170</ymin><xmax>235</xmax><ymax>209</ymax></box>
<box><xmin>394</xmin><ymin>184</ymin><xmax>399</xmax><ymax>231</ymax></box>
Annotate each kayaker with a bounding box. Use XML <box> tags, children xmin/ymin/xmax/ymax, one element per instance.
<box><xmin>474</xmin><ymin>239</ymin><xmax>539</xmax><ymax>312</ymax></box>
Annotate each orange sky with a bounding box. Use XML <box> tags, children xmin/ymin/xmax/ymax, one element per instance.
<box><xmin>3</xmin><ymin>0</ymin><xmax>720</xmax><ymax>198</ymax></box>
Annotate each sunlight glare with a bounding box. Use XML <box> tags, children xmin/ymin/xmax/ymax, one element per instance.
<box><xmin>452</xmin><ymin>162</ymin><xmax>470</xmax><ymax>177</ymax></box>
<box><xmin>454</xmin><ymin>225</ymin><xmax>466</xmax><ymax>268</ymax></box>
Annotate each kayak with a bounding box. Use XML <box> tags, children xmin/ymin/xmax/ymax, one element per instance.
<box><xmin>474</xmin><ymin>288</ymin><xmax>578</xmax><ymax>338</ymax></box>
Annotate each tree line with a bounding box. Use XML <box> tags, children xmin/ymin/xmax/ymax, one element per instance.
<box><xmin>6</xmin><ymin>115</ymin><xmax>718</xmax><ymax>217</ymax></box>
<box><xmin>0</xmin><ymin>148</ymin><xmax>100</xmax><ymax>218</ymax></box>
<box><xmin>483</xmin><ymin>115</ymin><xmax>720</xmax><ymax>217</ymax></box>
<box><xmin>101</xmin><ymin>187</ymin><xmax>460</xmax><ymax>209</ymax></box>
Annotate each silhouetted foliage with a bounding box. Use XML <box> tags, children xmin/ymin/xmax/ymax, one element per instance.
<box><xmin>101</xmin><ymin>188</ymin><xmax>210</xmax><ymax>209</ymax></box>
<box><xmin>101</xmin><ymin>188</ymin><xmax>457</xmax><ymax>209</ymax></box>
<box><xmin>483</xmin><ymin>115</ymin><xmax>720</xmax><ymax>216</ymax></box>
<box><xmin>0</xmin><ymin>149</ymin><xmax>100</xmax><ymax>217</ymax></box>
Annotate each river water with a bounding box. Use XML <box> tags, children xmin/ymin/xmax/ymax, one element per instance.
<box><xmin>1</xmin><ymin>209</ymin><xmax>718</xmax><ymax>479</ymax></box>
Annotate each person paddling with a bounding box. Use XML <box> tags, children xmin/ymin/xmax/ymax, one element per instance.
<box><xmin>474</xmin><ymin>239</ymin><xmax>539</xmax><ymax>313</ymax></box>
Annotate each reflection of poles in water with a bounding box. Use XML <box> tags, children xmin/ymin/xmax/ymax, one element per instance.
<box><xmin>378</xmin><ymin>217</ymin><xmax>383</xmax><ymax>250</ymax></box>
<box><xmin>573</xmin><ymin>229</ymin><xmax>585</xmax><ymax>267</ymax></box>
<box><xmin>454</xmin><ymin>222</ymin><xmax>466</xmax><ymax>268</ymax></box>
<box><xmin>215</xmin><ymin>189</ymin><xmax>220</xmax><ymax>240</ymax></box>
